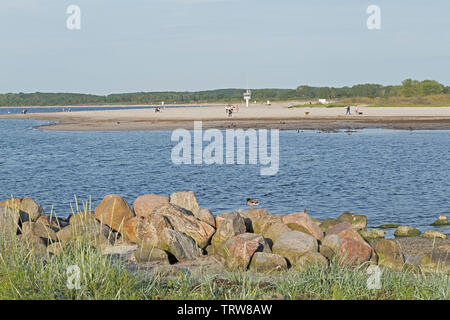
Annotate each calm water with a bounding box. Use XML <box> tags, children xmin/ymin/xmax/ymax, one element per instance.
<box><xmin>0</xmin><ymin>105</ymin><xmax>211</xmax><ymax>115</ymax></box>
<box><xmin>1</xmin><ymin>119</ymin><xmax>449</xmax><ymax>237</ymax></box>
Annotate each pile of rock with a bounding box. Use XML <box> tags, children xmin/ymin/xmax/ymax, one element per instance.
<box><xmin>1</xmin><ymin>194</ymin><xmax>449</xmax><ymax>274</ymax></box>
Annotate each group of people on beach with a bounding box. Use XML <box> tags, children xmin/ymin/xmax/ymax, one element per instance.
<box><xmin>225</xmin><ymin>104</ymin><xmax>239</xmax><ymax>117</ymax></box>
<box><xmin>62</xmin><ymin>107</ymin><xmax>72</xmax><ymax>112</ymax></box>
<box><xmin>345</xmin><ymin>105</ymin><xmax>361</xmax><ymax>115</ymax></box>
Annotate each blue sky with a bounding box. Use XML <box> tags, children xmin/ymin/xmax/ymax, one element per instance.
<box><xmin>0</xmin><ymin>0</ymin><xmax>449</xmax><ymax>95</ymax></box>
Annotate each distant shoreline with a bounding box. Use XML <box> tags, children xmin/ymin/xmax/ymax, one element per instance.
<box><xmin>2</xmin><ymin>103</ymin><xmax>450</xmax><ymax>131</ymax></box>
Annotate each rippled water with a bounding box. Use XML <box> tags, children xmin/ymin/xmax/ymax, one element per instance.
<box><xmin>1</xmin><ymin>119</ymin><xmax>449</xmax><ymax>236</ymax></box>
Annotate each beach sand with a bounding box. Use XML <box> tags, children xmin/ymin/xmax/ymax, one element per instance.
<box><xmin>2</xmin><ymin>102</ymin><xmax>450</xmax><ymax>131</ymax></box>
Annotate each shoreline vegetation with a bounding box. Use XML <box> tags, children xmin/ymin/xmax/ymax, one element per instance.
<box><xmin>0</xmin><ymin>193</ymin><xmax>449</xmax><ymax>300</ymax></box>
<box><xmin>0</xmin><ymin>79</ymin><xmax>449</xmax><ymax>107</ymax></box>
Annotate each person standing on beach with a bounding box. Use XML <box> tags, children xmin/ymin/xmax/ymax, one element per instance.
<box><xmin>355</xmin><ymin>105</ymin><xmax>359</xmax><ymax>114</ymax></box>
<box><xmin>346</xmin><ymin>105</ymin><xmax>351</xmax><ymax>115</ymax></box>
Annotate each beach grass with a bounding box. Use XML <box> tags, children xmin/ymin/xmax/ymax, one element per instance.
<box><xmin>1</xmin><ymin>228</ymin><xmax>448</xmax><ymax>300</ymax></box>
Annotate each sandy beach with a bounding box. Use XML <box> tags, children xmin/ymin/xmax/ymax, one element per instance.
<box><xmin>2</xmin><ymin>102</ymin><xmax>450</xmax><ymax>131</ymax></box>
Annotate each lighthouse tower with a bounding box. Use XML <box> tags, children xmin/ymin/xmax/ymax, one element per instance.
<box><xmin>243</xmin><ymin>89</ymin><xmax>251</xmax><ymax>107</ymax></box>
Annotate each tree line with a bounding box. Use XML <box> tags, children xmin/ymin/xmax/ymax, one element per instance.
<box><xmin>0</xmin><ymin>79</ymin><xmax>448</xmax><ymax>107</ymax></box>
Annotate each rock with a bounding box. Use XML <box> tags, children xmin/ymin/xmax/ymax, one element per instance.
<box><xmin>293</xmin><ymin>252</ymin><xmax>328</xmax><ymax>270</ymax></box>
<box><xmin>17</xmin><ymin>234</ymin><xmax>48</xmax><ymax>258</ymax></box>
<box><xmin>135</xmin><ymin>213</ymin><xmax>173</xmax><ymax>247</ymax></box>
<box><xmin>337</xmin><ymin>212</ymin><xmax>367</xmax><ymax>231</ymax></box>
<box><xmin>94</xmin><ymin>195</ymin><xmax>135</xmax><ymax>233</ymax></box>
<box><xmin>263</xmin><ymin>222</ymin><xmax>291</xmax><ymax>248</ymax></box>
<box><xmin>0</xmin><ymin>204</ymin><xmax>21</xmax><ymax>240</ymax></box>
<box><xmin>231</xmin><ymin>233</ymin><xmax>271</xmax><ymax>253</ymax></box>
<box><xmin>422</xmin><ymin>230</ymin><xmax>447</xmax><ymax>239</ymax></box>
<box><xmin>36</xmin><ymin>215</ymin><xmax>64</xmax><ymax>230</ymax></box>
<box><xmin>359</xmin><ymin>228</ymin><xmax>385</xmax><ymax>240</ymax></box>
<box><xmin>122</xmin><ymin>216</ymin><xmax>144</xmax><ymax>243</ymax></box>
<box><xmin>242</xmin><ymin>208</ymin><xmax>269</xmax><ymax>232</ymax></box>
<box><xmin>21</xmin><ymin>221</ymin><xmax>57</xmax><ymax>242</ymax></box>
<box><xmin>337</xmin><ymin>237</ymin><xmax>372</xmax><ymax>265</ymax></box>
<box><xmin>211</xmin><ymin>211</ymin><xmax>246</xmax><ymax>248</ymax></box>
<box><xmin>373</xmin><ymin>239</ymin><xmax>404</xmax><ymax>270</ymax></box>
<box><xmin>272</xmin><ymin>231</ymin><xmax>318</xmax><ymax>265</ymax></box>
<box><xmin>134</xmin><ymin>245</ymin><xmax>170</xmax><ymax>264</ymax></box>
<box><xmin>319</xmin><ymin>234</ymin><xmax>342</xmax><ymax>260</ymax></box>
<box><xmin>252</xmin><ymin>215</ymin><xmax>284</xmax><ymax>235</ymax></box>
<box><xmin>101</xmin><ymin>244</ymin><xmax>138</xmax><ymax>261</ymax></box>
<box><xmin>169</xmin><ymin>191</ymin><xmax>200</xmax><ymax>214</ymax></box>
<box><xmin>394</xmin><ymin>226</ymin><xmax>421</xmax><ymax>237</ymax></box>
<box><xmin>153</xmin><ymin>203</ymin><xmax>215</xmax><ymax>249</ymax></box>
<box><xmin>133</xmin><ymin>194</ymin><xmax>169</xmax><ymax>218</ymax></box>
<box><xmin>224</xmin><ymin>235</ymin><xmax>264</xmax><ymax>270</ymax></box>
<box><xmin>377</xmin><ymin>224</ymin><xmax>401</xmax><ymax>229</ymax></box>
<box><xmin>159</xmin><ymin>228</ymin><xmax>201</xmax><ymax>262</ymax></box>
<box><xmin>56</xmin><ymin>221</ymin><xmax>114</xmax><ymax>247</ymax></box>
<box><xmin>69</xmin><ymin>211</ymin><xmax>97</xmax><ymax>227</ymax></box>
<box><xmin>326</xmin><ymin>222</ymin><xmax>365</xmax><ymax>244</ymax></box>
<box><xmin>319</xmin><ymin>218</ymin><xmax>339</xmax><ymax>232</ymax></box>
<box><xmin>19</xmin><ymin>198</ymin><xmax>44</xmax><ymax>222</ymax></box>
<box><xmin>311</xmin><ymin>218</ymin><xmax>322</xmax><ymax>226</ymax></box>
<box><xmin>420</xmin><ymin>245</ymin><xmax>450</xmax><ymax>272</ymax></box>
<box><xmin>431</xmin><ymin>215</ymin><xmax>450</xmax><ymax>226</ymax></box>
<box><xmin>282</xmin><ymin>212</ymin><xmax>324</xmax><ymax>241</ymax></box>
<box><xmin>0</xmin><ymin>198</ymin><xmax>21</xmax><ymax>209</ymax></box>
<box><xmin>249</xmin><ymin>252</ymin><xmax>288</xmax><ymax>272</ymax></box>
<box><xmin>194</xmin><ymin>208</ymin><xmax>216</xmax><ymax>228</ymax></box>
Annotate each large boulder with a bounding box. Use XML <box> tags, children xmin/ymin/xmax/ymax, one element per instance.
<box><xmin>135</xmin><ymin>213</ymin><xmax>173</xmax><ymax>247</ymax></box>
<box><xmin>94</xmin><ymin>195</ymin><xmax>135</xmax><ymax>233</ymax></box>
<box><xmin>69</xmin><ymin>211</ymin><xmax>97</xmax><ymax>227</ymax></box>
<box><xmin>19</xmin><ymin>198</ymin><xmax>44</xmax><ymax>222</ymax></box>
<box><xmin>282</xmin><ymin>212</ymin><xmax>324</xmax><ymax>241</ymax></box>
<box><xmin>359</xmin><ymin>228</ymin><xmax>385</xmax><ymax>241</ymax></box>
<box><xmin>242</xmin><ymin>209</ymin><xmax>269</xmax><ymax>232</ymax></box>
<box><xmin>327</xmin><ymin>222</ymin><xmax>373</xmax><ymax>264</ymax></box>
<box><xmin>169</xmin><ymin>191</ymin><xmax>200</xmax><ymax>214</ymax></box>
<box><xmin>319</xmin><ymin>218</ymin><xmax>340</xmax><ymax>232</ymax></box>
<box><xmin>272</xmin><ymin>231</ymin><xmax>318</xmax><ymax>265</ymax></box>
<box><xmin>394</xmin><ymin>226</ymin><xmax>421</xmax><ymax>237</ymax></box>
<box><xmin>293</xmin><ymin>252</ymin><xmax>328</xmax><ymax>270</ymax></box>
<box><xmin>249</xmin><ymin>252</ymin><xmax>288</xmax><ymax>273</ymax></box>
<box><xmin>223</xmin><ymin>235</ymin><xmax>265</xmax><ymax>270</ymax></box>
<box><xmin>263</xmin><ymin>222</ymin><xmax>291</xmax><ymax>247</ymax></box>
<box><xmin>337</xmin><ymin>237</ymin><xmax>372</xmax><ymax>265</ymax></box>
<box><xmin>422</xmin><ymin>230</ymin><xmax>447</xmax><ymax>239</ymax></box>
<box><xmin>56</xmin><ymin>221</ymin><xmax>114</xmax><ymax>247</ymax></box>
<box><xmin>319</xmin><ymin>234</ymin><xmax>342</xmax><ymax>260</ymax></box>
<box><xmin>133</xmin><ymin>194</ymin><xmax>169</xmax><ymax>218</ymax></box>
<box><xmin>194</xmin><ymin>208</ymin><xmax>216</xmax><ymax>228</ymax></box>
<box><xmin>153</xmin><ymin>203</ymin><xmax>215</xmax><ymax>249</ymax></box>
<box><xmin>122</xmin><ymin>216</ymin><xmax>144</xmax><ymax>243</ymax></box>
<box><xmin>252</xmin><ymin>215</ymin><xmax>285</xmax><ymax>235</ymax></box>
<box><xmin>159</xmin><ymin>228</ymin><xmax>201</xmax><ymax>262</ymax></box>
<box><xmin>211</xmin><ymin>211</ymin><xmax>246</xmax><ymax>248</ymax></box>
<box><xmin>373</xmin><ymin>239</ymin><xmax>404</xmax><ymax>270</ymax></box>
<box><xmin>337</xmin><ymin>212</ymin><xmax>367</xmax><ymax>231</ymax></box>
<box><xmin>21</xmin><ymin>221</ymin><xmax>57</xmax><ymax>242</ymax></box>
<box><xmin>134</xmin><ymin>245</ymin><xmax>170</xmax><ymax>264</ymax></box>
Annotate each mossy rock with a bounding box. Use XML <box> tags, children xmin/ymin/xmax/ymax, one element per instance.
<box><xmin>319</xmin><ymin>218</ymin><xmax>339</xmax><ymax>232</ymax></box>
<box><xmin>431</xmin><ymin>216</ymin><xmax>450</xmax><ymax>226</ymax></box>
<box><xmin>377</xmin><ymin>224</ymin><xmax>401</xmax><ymax>229</ymax></box>
<box><xmin>359</xmin><ymin>228</ymin><xmax>385</xmax><ymax>241</ymax></box>
<box><xmin>422</xmin><ymin>230</ymin><xmax>447</xmax><ymax>239</ymax></box>
<box><xmin>394</xmin><ymin>226</ymin><xmax>421</xmax><ymax>237</ymax></box>
<box><xmin>336</xmin><ymin>212</ymin><xmax>367</xmax><ymax>231</ymax></box>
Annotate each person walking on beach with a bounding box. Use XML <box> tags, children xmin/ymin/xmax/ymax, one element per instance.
<box><xmin>346</xmin><ymin>105</ymin><xmax>351</xmax><ymax>115</ymax></box>
<box><xmin>355</xmin><ymin>105</ymin><xmax>359</xmax><ymax>115</ymax></box>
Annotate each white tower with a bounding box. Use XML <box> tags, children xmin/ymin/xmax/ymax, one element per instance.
<box><xmin>243</xmin><ymin>89</ymin><xmax>251</xmax><ymax>107</ymax></box>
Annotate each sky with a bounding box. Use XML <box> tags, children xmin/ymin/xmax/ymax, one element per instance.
<box><xmin>0</xmin><ymin>0</ymin><xmax>449</xmax><ymax>95</ymax></box>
